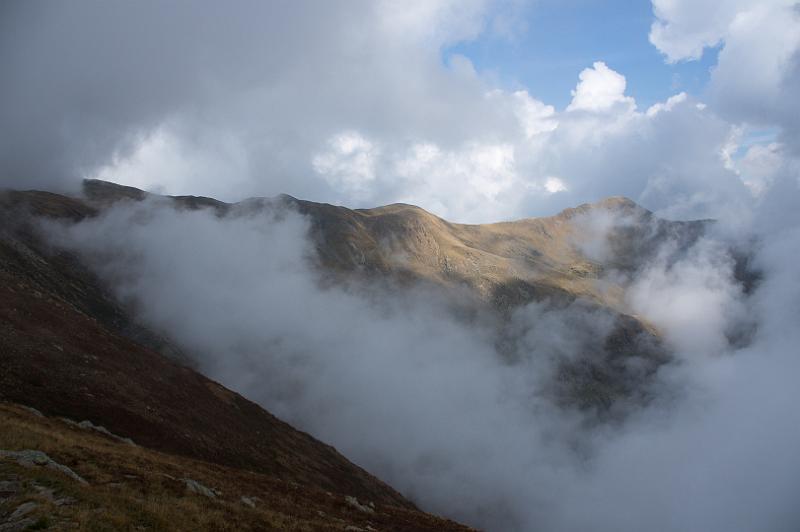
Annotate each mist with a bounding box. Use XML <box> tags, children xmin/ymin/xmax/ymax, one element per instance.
<box><xmin>43</xmin><ymin>188</ymin><xmax>800</xmax><ymax>532</ymax></box>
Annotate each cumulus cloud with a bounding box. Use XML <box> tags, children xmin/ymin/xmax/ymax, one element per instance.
<box><xmin>650</xmin><ymin>0</ymin><xmax>800</xmax><ymax>154</ymax></box>
<box><xmin>566</xmin><ymin>61</ymin><xmax>636</xmax><ymax>113</ymax></box>
<box><xmin>0</xmin><ymin>1</ymin><xmax>767</xmax><ymax>224</ymax></box>
<box><xmin>0</xmin><ymin>0</ymin><xmax>523</xmax><ymax>199</ymax></box>
<box><xmin>312</xmin><ymin>131</ymin><xmax>380</xmax><ymax>200</ymax></box>
<box><xmin>509</xmin><ymin>90</ymin><xmax>559</xmax><ymax>138</ymax></box>
<box><xmin>300</xmin><ymin>61</ymin><xmax>752</xmax><ymax>223</ymax></box>
<box><xmin>649</xmin><ymin>0</ymin><xmax>748</xmax><ymax>62</ymax></box>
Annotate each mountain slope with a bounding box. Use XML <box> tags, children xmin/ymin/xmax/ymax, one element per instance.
<box><xmin>81</xmin><ymin>179</ymin><xmax>707</xmax><ymax>315</ymax></box>
<box><xmin>0</xmin><ymin>187</ymin><xmax>471</xmax><ymax>530</ymax></box>
<box><xmin>78</xmin><ymin>180</ymin><xmax>687</xmax><ymax>409</ymax></box>
<box><xmin>0</xmin><ymin>403</ymin><xmax>469</xmax><ymax>531</ymax></box>
<box><xmin>77</xmin><ymin>180</ymin><xmax>697</xmax><ymax>409</ymax></box>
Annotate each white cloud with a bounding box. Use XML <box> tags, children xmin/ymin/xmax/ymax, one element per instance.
<box><xmin>649</xmin><ymin>0</ymin><xmax>748</xmax><ymax>62</ymax></box>
<box><xmin>376</xmin><ymin>0</ymin><xmax>491</xmax><ymax>46</ymax></box>
<box><xmin>6</xmin><ymin>0</ymin><xmax>777</xmax><ymax>225</ymax></box>
<box><xmin>312</xmin><ymin>131</ymin><xmax>379</xmax><ymax>199</ymax></box>
<box><xmin>389</xmin><ymin>139</ymin><xmax>520</xmax><ymax>221</ymax></box>
<box><xmin>645</xmin><ymin>92</ymin><xmax>687</xmax><ymax>117</ymax></box>
<box><xmin>543</xmin><ymin>176</ymin><xmax>568</xmax><ymax>194</ymax></box>
<box><xmin>312</xmin><ymin>131</ymin><xmax>380</xmax><ymax>199</ymax></box>
<box><xmin>650</xmin><ymin>0</ymin><xmax>800</xmax><ymax>154</ymax></box>
<box><xmin>738</xmin><ymin>142</ymin><xmax>783</xmax><ymax>197</ymax></box>
<box><xmin>511</xmin><ymin>90</ymin><xmax>558</xmax><ymax>138</ymax></box>
<box><xmin>566</xmin><ymin>61</ymin><xmax>636</xmax><ymax>113</ymax></box>
<box><xmin>90</xmin><ymin>127</ymin><xmax>251</xmax><ymax>200</ymax></box>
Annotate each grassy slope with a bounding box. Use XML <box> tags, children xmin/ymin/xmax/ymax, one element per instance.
<box><xmin>0</xmin><ymin>403</ymin><xmax>471</xmax><ymax>531</ymax></box>
<box><xmin>0</xmin><ymin>189</ymin><xmax>473</xmax><ymax>530</ymax></box>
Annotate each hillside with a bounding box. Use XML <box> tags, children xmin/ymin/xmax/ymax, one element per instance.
<box><xmin>0</xmin><ymin>186</ymin><xmax>471</xmax><ymax>531</ymax></box>
<box><xmin>79</xmin><ymin>179</ymin><xmax>707</xmax><ymax>314</ymax></box>
<box><xmin>78</xmin><ymin>180</ymin><xmax>694</xmax><ymax>408</ymax></box>
<box><xmin>0</xmin><ymin>403</ymin><xmax>469</xmax><ymax>531</ymax></box>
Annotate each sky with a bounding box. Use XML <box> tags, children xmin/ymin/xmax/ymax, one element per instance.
<box><xmin>1</xmin><ymin>0</ymin><xmax>798</xmax><ymax>224</ymax></box>
<box><xmin>446</xmin><ymin>0</ymin><xmax>721</xmax><ymax>109</ymax></box>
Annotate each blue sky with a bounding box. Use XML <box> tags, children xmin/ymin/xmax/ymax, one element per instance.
<box><xmin>446</xmin><ymin>0</ymin><xmax>720</xmax><ymax>110</ymax></box>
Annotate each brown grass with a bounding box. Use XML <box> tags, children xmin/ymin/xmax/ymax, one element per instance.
<box><xmin>0</xmin><ymin>403</ymin><xmax>473</xmax><ymax>531</ymax></box>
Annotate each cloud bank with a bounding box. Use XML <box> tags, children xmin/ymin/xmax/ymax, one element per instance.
<box><xmin>44</xmin><ymin>182</ymin><xmax>800</xmax><ymax>531</ymax></box>
<box><xmin>3</xmin><ymin>1</ymin><xmax>797</xmax><ymax>223</ymax></box>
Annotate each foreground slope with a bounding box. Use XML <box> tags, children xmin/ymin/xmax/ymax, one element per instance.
<box><xmin>0</xmin><ymin>188</ymin><xmax>471</xmax><ymax>530</ymax></box>
<box><xmin>0</xmin><ymin>403</ymin><xmax>470</xmax><ymax>531</ymax></box>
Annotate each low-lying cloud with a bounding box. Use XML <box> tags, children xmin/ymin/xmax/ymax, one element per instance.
<box><xmin>44</xmin><ymin>188</ymin><xmax>800</xmax><ymax>531</ymax></box>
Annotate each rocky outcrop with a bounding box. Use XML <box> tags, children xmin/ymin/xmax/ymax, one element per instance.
<box><xmin>0</xmin><ymin>450</ymin><xmax>87</xmax><ymax>484</ymax></box>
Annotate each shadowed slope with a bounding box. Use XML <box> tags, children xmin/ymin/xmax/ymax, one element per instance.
<box><xmin>0</xmin><ymin>187</ymin><xmax>476</xmax><ymax>530</ymax></box>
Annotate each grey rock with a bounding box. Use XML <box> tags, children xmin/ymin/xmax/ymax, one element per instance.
<box><xmin>8</xmin><ymin>501</ymin><xmax>37</xmax><ymax>521</ymax></box>
<box><xmin>0</xmin><ymin>449</ymin><xmax>87</xmax><ymax>484</ymax></box>
<box><xmin>61</xmin><ymin>418</ymin><xmax>136</xmax><ymax>446</ymax></box>
<box><xmin>345</xmin><ymin>495</ymin><xmax>375</xmax><ymax>514</ymax></box>
<box><xmin>19</xmin><ymin>406</ymin><xmax>44</xmax><ymax>418</ymax></box>
<box><xmin>0</xmin><ymin>480</ymin><xmax>20</xmax><ymax>497</ymax></box>
<box><xmin>54</xmin><ymin>497</ymin><xmax>77</xmax><ymax>507</ymax></box>
<box><xmin>182</xmin><ymin>478</ymin><xmax>216</xmax><ymax>498</ymax></box>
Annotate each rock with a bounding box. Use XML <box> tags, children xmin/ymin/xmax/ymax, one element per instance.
<box><xmin>61</xmin><ymin>418</ymin><xmax>136</xmax><ymax>446</ymax></box>
<box><xmin>345</xmin><ymin>495</ymin><xmax>375</xmax><ymax>514</ymax></box>
<box><xmin>8</xmin><ymin>501</ymin><xmax>37</xmax><ymax>521</ymax></box>
<box><xmin>0</xmin><ymin>480</ymin><xmax>20</xmax><ymax>498</ymax></box>
<box><xmin>344</xmin><ymin>526</ymin><xmax>365</xmax><ymax>532</ymax></box>
<box><xmin>182</xmin><ymin>478</ymin><xmax>216</xmax><ymax>498</ymax></box>
<box><xmin>19</xmin><ymin>406</ymin><xmax>44</xmax><ymax>418</ymax></box>
<box><xmin>54</xmin><ymin>497</ymin><xmax>77</xmax><ymax>507</ymax></box>
<box><xmin>0</xmin><ymin>449</ymin><xmax>87</xmax><ymax>484</ymax></box>
<box><xmin>32</xmin><ymin>485</ymin><xmax>55</xmax><ymax>501</ymax></box>
<box><xmin>240</xmin><ymin>496</ymin><xmax>256</xmax><ymax>508</ymax></box>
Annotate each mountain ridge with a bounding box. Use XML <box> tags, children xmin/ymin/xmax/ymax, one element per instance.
<box><xmin>79</xmin><ymin>180</ymin><xmax>686</xmax><ymax>409</ymax></box>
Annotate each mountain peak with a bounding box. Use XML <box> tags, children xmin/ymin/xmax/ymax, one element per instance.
<box><xmin>594</xmin><ymin>196</ymin><xmax>640</xmax><ymax>210</ymax></box>
<box><xmin>82</xmin><ymin>178</ymin><xmax>148</xmax><ymax>204</ymax></box>
<box><xmin>554</xmin><ymin>196</ymin><xmax>650</xmax><ymax>221</ymax></box>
